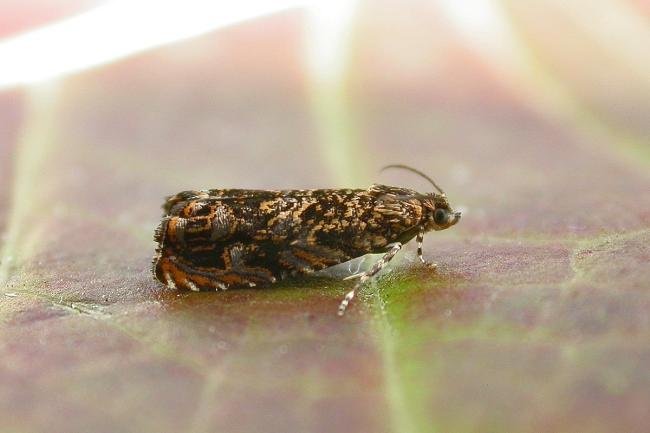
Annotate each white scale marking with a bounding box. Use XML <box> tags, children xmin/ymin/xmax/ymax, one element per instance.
<box><xmin>186</xmin><ymin>280</ymin><xmax>200</xmax><ymax>292</ymax></box>
<box><xmin>164</xmin><ymin>272</ymin><xmax>176</xmax><ymax>290</ymax></box>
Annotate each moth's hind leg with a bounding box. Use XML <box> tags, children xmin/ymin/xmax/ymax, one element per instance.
<box><xmin>155</xmin><ymin>251</ymin><xmax>275</xmax><ymax>292</ymax></box>
<box><xmin>155</xmin><ymin>253</ymin><xmax>228</xmax><ymax>291</ymax></box>
<box><xmin>280</xmin><ymin>242</ymin><xmax>351</xmax><ymax>276</ymax></box>
<box><xmin>338</xmin><ymin>242</ymin><xmax>402</xmax><ymax>316</ymax></box>
<box><xmin>223</xmin><ymin>244</ymin><xmax>278</xmax><ymax>288</ymax></box>
<box><xmin>416</xmin><ymin>227</ymin><xmax>437</xmax><ymax>270</ymax></box>
<box><xmin>224</xmin><ymin>267</ymin><xmax>277</xmax><ymax>288</ymax></box>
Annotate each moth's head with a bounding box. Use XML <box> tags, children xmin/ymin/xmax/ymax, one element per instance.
<box><xmin>422</xmin><ymin>193</ymin><xmax>461</xmax><ymax>231</ymax></box>
<box><xmin>380</xmin><ymin>164</ymin><xmax>461</xmax><ymax>232</ymax></box>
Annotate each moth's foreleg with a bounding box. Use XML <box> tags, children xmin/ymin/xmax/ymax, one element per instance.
<box><xmin>338</xmin><ymin>242</ymin><xmax>402</xmax><ymax>316</ymax></box>
<box><xmin>417</xmin><ymin>227</ymin><xmax>437</xmax><ymax>269</ymax></box>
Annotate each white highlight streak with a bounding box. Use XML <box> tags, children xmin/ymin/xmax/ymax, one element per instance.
<box><xmin>0</xmin><ymin>0</ymin><xmax>309</xmax><ymax>89</ymax></box>
<box><xmin>305</xmin><ymin>1</ymin><xmax>358</xmax><ymax>85</ymax></box>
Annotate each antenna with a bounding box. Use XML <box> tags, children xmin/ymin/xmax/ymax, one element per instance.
<box><xmin>381</xmin><ymin>164</ymin><xmax>445</xmax><ymax>195</ymax></box>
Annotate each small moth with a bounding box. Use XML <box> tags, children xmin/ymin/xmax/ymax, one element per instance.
<box><xmin>152</xmin><ymin>165</ymin><xmax>461</xmax><ymax>315</ymax></box>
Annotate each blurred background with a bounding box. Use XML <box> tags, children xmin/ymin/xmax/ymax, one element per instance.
<box><xmin>1</xmin><ymin>1</ymin><xmax>649</xmax><ymax>433</ymax></box>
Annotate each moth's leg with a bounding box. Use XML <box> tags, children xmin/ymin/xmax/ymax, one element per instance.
<box><xmin>338</xmin><ymin>242</ymin><xmax>402</xmax><ymax>316</ymax></box>
<box><xmin>279</xmin><ymin>250</ymin><xmax>315</xmax><ymax>275</ymax></box>
<box><xmin>417</xmin><ymin>227</ymin><xmax>437</xmax><ymax>269</ymax></box>
<box><xmin>282</xmin><ymin>242</ymin><xmax>351</xmax><ymax>275</ymax></box>
<box><xmin>155</xmin><ymin>248</ymin><xmax>276</xmax><ymax>292</ymax></box>
<box><xmin>223</xmin><ymin>244</ymin><xmax>277</xmax><ymax>287</ymax></box>
<box><xmin>225</xmin><ymin>267</ymin><xmax>277</xmax><ymax>288</ymax></box>
<box><xmin>155</xmin><ymin>216</ymin><xmax>277</xmax><ymax>290</ymax></box>
<box><xmin>155</xmin><ymin>252</ymin><xmax>231</xmax><ymax>291</ymax></box>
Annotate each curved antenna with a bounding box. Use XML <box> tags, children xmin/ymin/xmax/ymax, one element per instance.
<box><xmin>381</xmin><ymin>164</ymin><xmax>445</xmax><ymax>195</ymax></box>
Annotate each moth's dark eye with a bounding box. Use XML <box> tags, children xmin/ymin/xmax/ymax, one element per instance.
<box><xmin>434</xmin><ymin>208</ymin><xmax>447</xmax><ymax>225</ymax></box>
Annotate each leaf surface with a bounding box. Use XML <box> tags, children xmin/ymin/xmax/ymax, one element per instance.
<box><xmin>1</xmin><ymin>4</ymin><xmax>649</xmax><ymax>433</ymax></box>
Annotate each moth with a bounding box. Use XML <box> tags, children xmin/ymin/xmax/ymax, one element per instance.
<box><xmin>152</xmin><ymin>165</ymin><xmax>461</xmax><ymax>315</ymax></box>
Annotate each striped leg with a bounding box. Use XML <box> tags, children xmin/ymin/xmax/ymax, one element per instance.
<box><xmin>338</xmin><ymin>242</ymin><xmax>402</xmax><ymax>316</ymax></box>
<box><xmin>417</xmin><ymin>228</ymin><xmax>437</xmax><ymax>269</ymax></box>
